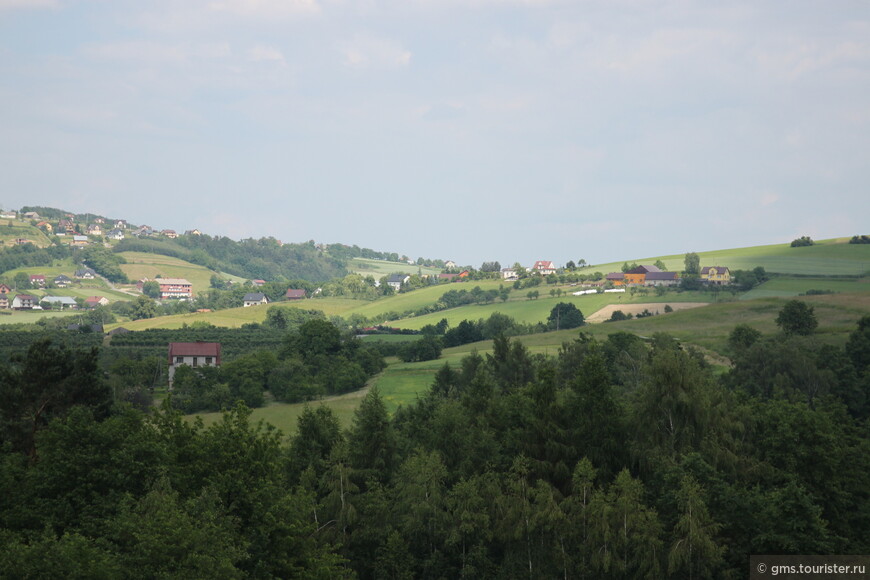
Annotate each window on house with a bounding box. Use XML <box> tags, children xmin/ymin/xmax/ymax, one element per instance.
<box><xmin>205</xmin><ymin>357</ymin><xmax>213</xmax><ymax>365</ymax></box>
<box><xmin>192</xmin><ymin>358</ymin><xmax>198</xmax><ymax>367</ymax></box>
<box><xmin>175</xmin><ymin>356</ymin><xmax>183</xmax><ymax>364</ymax></box>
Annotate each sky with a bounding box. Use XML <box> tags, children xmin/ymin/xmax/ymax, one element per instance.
<box><xmin>1</xmin><ymin>0</ymin><xmax>869</xmax><ymax>267</ymax></box>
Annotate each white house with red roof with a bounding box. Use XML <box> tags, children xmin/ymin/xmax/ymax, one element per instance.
<box><xmin>532</xmin><ymin>261</ymin><xmax>557</xmax><ymax>275</ymax></box>
<box><xmin>168</xmin><ymin>342</ymin><xmax>221</xmax><ymax>386</ymax></box>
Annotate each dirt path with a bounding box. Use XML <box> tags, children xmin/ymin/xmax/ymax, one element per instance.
<box><xmin>586</xmin><ymin>302</ymin><xmax>709</xmax><ymax>323</ymax></box>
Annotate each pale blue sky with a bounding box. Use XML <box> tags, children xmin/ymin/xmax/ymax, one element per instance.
<box><xmin>1</xmin><ymin>0</ymin><xmax>868</xmax><ymax>267</ymax></box>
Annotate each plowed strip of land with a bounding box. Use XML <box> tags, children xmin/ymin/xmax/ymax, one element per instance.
<box><xmin>586</xmin><ymin>302</ymin><xmax>709</xmax><ymax>323</ymax></box>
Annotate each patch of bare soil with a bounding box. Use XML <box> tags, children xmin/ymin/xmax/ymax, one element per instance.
<box><xmin>586</xmin><ymin>302</ymin><xmax>709</xmax><ymax>323</ymax></box>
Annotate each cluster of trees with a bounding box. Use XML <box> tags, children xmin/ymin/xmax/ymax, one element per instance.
<box><xmin>115</xmin><ymin>235</ymin><xmax>347</xmax><ymax>282</ymax></box>
<box><xmin>0</xmin><ymin>243</ymin><xmax>71</xmax><ymax>276</ymax></box>
<box><xmin>791</xmin><ymin>236</ymin><xmax>815</xmax><ymax>247</ymax></box>
<box><xmin>80</xmin><ymin>246</ymin><xmax>128</xmax><ymax>283</ymax></box>
<box><xmin>1</xmin><ymin>309</ymin><xmax>870</xmax><ymax>577</ymax></box>
<box><xmin>849</xmin><ymin>234</ymin><xmax>870</xmax><ymax>244</ymax></box>
<box><xmin>172</xmin><ymin>319</ymin><xmax>385</xmax><ymax>410</ymax></box>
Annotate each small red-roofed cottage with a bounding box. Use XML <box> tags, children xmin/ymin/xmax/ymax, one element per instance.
<box><xmin>285</xmin><ymin>289</ymin><xmax>307</xmax><ymax>300</ymax></box>
<box><xmin>29</xmin><ymin>274</ymin><xmax>46</xmax><ymax>288</ymax></box>
<box><xmin>168</xmin><ymin>342</ymin><xmax>221</xmax><ymax>386</ymax></box>
<box><xmin>84</xmin><ymin>296</ymin><xmax>109</xmax><ymax>308</ymax></box>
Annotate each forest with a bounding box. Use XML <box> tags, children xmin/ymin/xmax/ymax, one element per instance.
<box><xmin>0</xmin><ymin>312</ymin><xmax>869</xmax><ymax>578</ymax></box>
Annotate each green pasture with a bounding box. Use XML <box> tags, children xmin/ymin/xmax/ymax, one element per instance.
<box><xmin>345</xmin><ymin>280</ymin><xmax>507</xmax><ymax>321</ymax></box>
<box><xmin>389</xmin><ymin>289</ymin><xmax>717</xmax><ymax>330</ymax></box>
<box><xmin>106</xmin><ymin>297</ymin><xmax>367</xmax><ymax>331</ymax></box>
<box><xmin>581</xmin><ymin>237</ymin><xmax>870</xmax><ymax>276</ymax></box>
<box><xmin>0</xmin><ymin>309</ymin><xmax>80</xmax><ymax>325</ymax></box>
<box><xmin>740</xmin><ymin>276</ymin><xmax>869</xmax><ymax>300</ymax></box>
<box><xmin>118</xmin><ymin>251</ymin><xmax>219</xmax><ymax>296</ymax></box>
<box><xmin>0</xmin><ymin>222</ymin><xmax>53</xmax><ymax>248</ymax></box>
<box><xmin>348</xmin><ymin>258</ymin><xmax>443</xmax><ymax>279</ymax></box>
<box><xmin>36</xmin><ymin>286</ymin><xmax>134</xmax><ymax>302</ymax></box>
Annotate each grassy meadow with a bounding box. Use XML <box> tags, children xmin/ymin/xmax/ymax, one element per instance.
<box><xmin>0</xmin><ymin>222</ymin><xmax>53</xmax><ymax>248</ymax></box>
<box><xmin>348</xmin><ymin>258</ymin><xmax>443</xmax><ymax>279</ymax></box>
<box><xmin>581</xmin><ymin>237</ymin><xmax>870</xmax><ymax>276</ymax></box>
<box><xmin>118</xmin><ymin>251</ymin><xmax>221</xmax><ymax>296</ymax></box>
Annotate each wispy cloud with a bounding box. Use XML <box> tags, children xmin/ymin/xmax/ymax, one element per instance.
<box><xmin>247</xmin><ymin>45</ymin><xmax>286</xmax><ymax>64</ymax></box>
<box><xmin>342</xmin><ymin>34</ymin><xmax>411</xmax><ymax>70</ymax></box>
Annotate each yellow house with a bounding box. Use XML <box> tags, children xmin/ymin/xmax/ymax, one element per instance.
<box><xmin>700</xmin><ymin>266</ymin><xmax>731</xmax><ymax>285</ymax></box>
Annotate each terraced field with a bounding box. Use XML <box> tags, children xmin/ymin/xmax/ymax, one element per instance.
<box><xmin>348</xmin><ymin>258</ymin><xmax>443</xmax><ymax>279</ymax></box>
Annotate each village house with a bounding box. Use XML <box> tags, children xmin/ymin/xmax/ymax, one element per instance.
<box><xmin>53</xmin><ymin>274</ymin><xmax>72</xmax><ymax>287</ymax></box>
<box><xmin>532</xmin><ymin>261</ymin><xmax>557</xmax><ymax>276</ymax></box>
<box><xmin>644</xmin><ymin>271</ymin><xmax>680</xmax><ymax>286</ymax></box>
<box><xmin>107</xmin><ymin>229</ymin><xmax>125</xmax><ymax>241</ymax></box>
<box><xmin>22</xmin><ymin>211</ymin><xmax>39</xmax><ymax>220</ymax></box>
<box><xmin>622</xmin><ymin>265</ymin><xmax>662</xmax><ymax>285</ymax></box>
<box><xmin>94</xmin><ymin>217</ymin><xmax>105</xmax><ymax>224</ymax></box>
<box><xmin>501</xmin><ymin>267</ymin><xmax>517</xmax><ymax>280</ymax></box>
<box><xmin>285</xmin><ymin>289</ymin><xmax>306</xmax><ymax>300</ymax></box>
<box><xmin>0</xmin><ymin>283</ymin><xmax>11</xmax><ymax>297</ymax></box>
<box><xmin>161</xmin><ymin>229</ymin><xmax>178</xmax><ymax>239</ymax></box>
<box><xmin>84</xmin><ymin>296</ymin><xmax>110</xmax><ymax>308</ymax></box>
<box><xmin>0</xmin><ymin>211</ymin><xmax>16</xmax><ymax>220</ymax></box>
<box><xmin>701</xmin><ymin>266</ymin><xmax>731</xmax><ymax>285</ymax></box>
<box><xmin>57</xmin><ymin>219</ymin><xmax>76</xmax><ymax>234</ymax></box>
<box><xmin>184</xmin><ymin>229</ymin><xmax>202</xmax><ymax>236</ymax></box>
<box><xmin>444</xmin><ymin>260</ymin><xmax>457</xmax><ymax>270</ymax></box>
<box><xmin>36</xmin><ymin>221</ymin><xmax>53</xmax><ymax>233</ymax></box>
<box><xmin>251</xmin><ymin>279</ymin><xmax>266</xmax><ymax>287</ymax></box>
<box><xmin>70</xmin><ymin>235</ymin><xmax>89</xmax><ymax>247</ymax></box>
<box><xmin>12</xmin><ymin>294</ymin><xmax>36</xmax><ymax>309</ymax></box>
<box><xmin>86</xmin><ymin>224</ymin><xmax>103</xmax><ymax>236</ymax></box>
<box><xmin>29</xmin><ymin>274</ymin><xmax>46</xmax><ymax>288</ymax></box>
<box><xmin>75</xmin><ymin>267</ymin><xmax>98</xmax><ymax>279</ymax></box>
<box><xmin>243</xmin><ymin>292</ymin><xmax>269</xmax><ymax>307</ymax></box>
<box><xmin>114</xmin><ymin>220</ymin><xmax>127</xmax><ymax>229</ymax></box>
<box><xmin>0</xmin><ymin>295</ymin><xmax>8</xmax><ymax>309</ymax></box>
<box><xmin>387</xmin><ymin>274</ymin><xmax>410</xmax><ymax>292</ymax></box>
<box><xmin>606</xmin><ymin>272</ymin><xmax>625</xmax><ymax>285</ymax></box>
<box><xmin>439</xmin><ymin>273</ymin><xmax>459</xmax><ymax>282</ymax></box>
<box><xmin>168</xmin><ymin>342</ymin><xmax>221</xmax><ymax>386</ymax></box>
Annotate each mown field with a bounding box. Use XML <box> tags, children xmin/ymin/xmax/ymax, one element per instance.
<box><xmin>582</xmin><ymin>237</ymin><xmax>870</xmax><ymax>276</ymax></box>
<box><xmin>348</xmin><ymin>257</ymin><xmax>443</xmax><ymax>279</ymax></box>
<box><xmin>118</xmin><ymin>251</ymin><xmax>222</xmax><ymax>296</ymax></box>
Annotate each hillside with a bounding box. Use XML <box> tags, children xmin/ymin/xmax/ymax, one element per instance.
<box><xmin>582</xmin><ymin>237</ymin><xmax>870</xmax><ymax>276</ymax></box>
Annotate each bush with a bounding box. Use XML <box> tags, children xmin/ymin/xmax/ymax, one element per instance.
<box><xmin>790</xmin><ymin>236</ymin><xmax>814</xmax><ymax>247</ymax></box>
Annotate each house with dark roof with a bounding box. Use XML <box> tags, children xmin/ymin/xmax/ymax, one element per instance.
<box><xmin>53</xmin><ymin>274</ymin><xmax>72</xmax><ymax>288</ymax></box>
<box><xmin>12</xmin><ymin>294</ymin><xmax>36</xmax><ymax>309</ymax></box>
<box><xmin>623</xmin><ymin>265</ymin><xmax>662</xmax><ymax>285</ymax></box>
<box><xmin>387</xmin><ymin>274</ymin><xmax>410</xmax><ymax>292</ymax></box>
<box><xmin>168</xmin><ymin>342</ymin><xmax>221</xmax><ymax>386</ymax></box>
<box><xmin>700</xmin><ymin>266</ymin><xmax>731</xmax><ymax>285</ymax></box>
<box><xmin>243</xmin><ymin>292</ymin><xmax>269</xmax><ymax>307</ymax></box>
<box><xmin>75</xmin><ymin>267</ymin><xmax>97</xmax><ymax>279</ymax></box>
<box><xmin>644</xmin><ymin>271</ymin><xmax>680</xmax><ymax>287</ymax></box>
<box><xmin>605</xmin><ymin>272</ymin><xmax>625</xmax><ymax>285</ymax></box>
<box><xmin>108</xmin><ymin>228</ymin><xmax>125</xmax><ymax>241</ymax></box>
<box><xmin>285</xmin><ymin>289</ymin><xmax>306</xmax><ymax>300</ymax></box>
<box><xmin>0</xmin><ymin>284</ymin><xmax>11</xmax><ymax>308</ymax></box>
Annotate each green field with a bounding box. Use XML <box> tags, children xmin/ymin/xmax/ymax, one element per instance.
<box><xmin>118</xmin><ymin>252</ymin><xmax>222</xmax><ymax>296</ymax></box>
<box><xmin>0</xmin><ymin>309</ymin><xmax>80</xmax><ymax>325</ymax></box>
<box><xmin>348</xmin><ymin>258</ymin><xmax>443</xmax><ymax>279</ymax></box>
<box><xmin>740</xmin><ymin>276</ymin><xmax>869</xmax><ymax>300</ymax></box>
<box><xmin>0</xmin><ymin>222</ymin><xmax>53</xmax><ymax>248</ymax></box>
<box><xmin>183</xmin><ymin>290</ymin><xmax>870</xmax><ymax>435</ymax></box>
<box><xmin>581</xmin><ymin>237</ymin><xmax>870</xmax><ymax>276</ymax></box>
